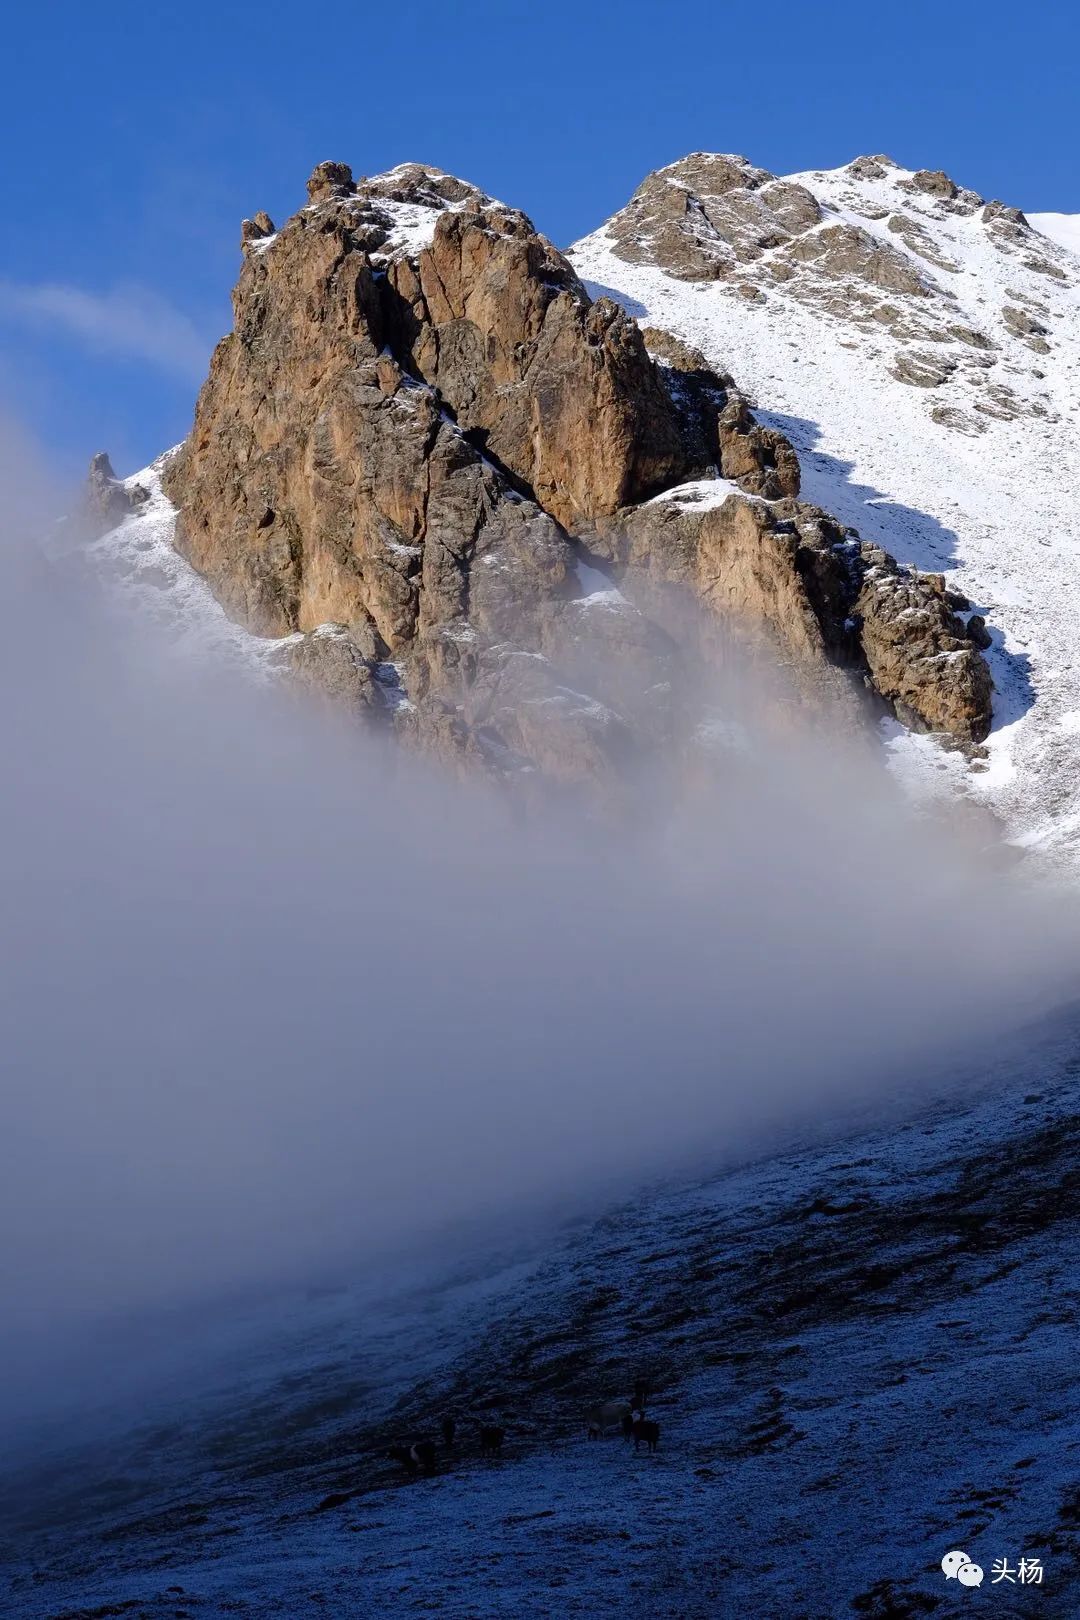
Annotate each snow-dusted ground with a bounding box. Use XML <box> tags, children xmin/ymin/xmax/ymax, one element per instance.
<box><xmin>570</xmin><ymin>164</ymin><xmax>1080</xmax><ymax>862</ymax></box>
<box><xmin>4</xmin><ymin>1017</ymin><xmax>1079</xmax><ymax>1619</ymax></box>
<box><xmin>61</xmin><ymin>453</ymin><xmax>295</xmax><ymax>677</ymax></box>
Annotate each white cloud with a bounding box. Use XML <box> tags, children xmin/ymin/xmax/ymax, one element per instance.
<box><xmin>0</xmin><ymin>278</ymin><xmax>211</xmax><ymax>380</ymax></box>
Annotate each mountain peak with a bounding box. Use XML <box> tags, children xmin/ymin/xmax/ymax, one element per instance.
<box><xmin>569</xmin><ymin>151</ymin><xmax>1080</xmax><ymax>856</ymax></box>
<box><xmin>121</xmin><ymin>154</ymin><xmax>991</xmax><ymax>801</ymax></box>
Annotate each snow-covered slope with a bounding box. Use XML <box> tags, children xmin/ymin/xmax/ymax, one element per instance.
<box><xmin>1030</xmin><ymin>212</ymin><xmax>1080</xmax><ymax>257</ymax></box>
<box><xmin>71</xmin><ymin>452</ymin><xmax>287</xmax><ymax>674</ymax></box>
<box><xmin>570</xmin><ymin>157</ymin><xmax>1080</xmax><ymax>859</ymax></box>
<box><xmin>5</xmin><ymin>1021</ymin><xmax>1080</xmax><ymax>1616</ymax></box>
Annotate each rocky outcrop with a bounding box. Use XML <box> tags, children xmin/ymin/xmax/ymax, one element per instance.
<box><xmin>910</xmin><ymin>168</ymin><xmax>958</xmax><ymax>200</ymax></box>
<box><xmin>82</xmin><ymin>452</ymin><xmax>148</xmax><ymax>536</ymax></box>
<box><xmin>784</xmin><ymin>223</ymin><xmax>928</xmax><ymax>295</ymax></box>
<box><xmin>854</xmin><ymin>555</ymin><xmax>993</xmax><ymax>741</ymax></box>
<box><xmin>599</xmin><ymin>153</ymin><xmax>824</xmax><ymax>282</ymax></box>
<box><xmin>587</xmin><ymin>491</ymin><xmax>992</xmax><ymax>744</ymax></box>
<box><xmin>161</xmin><ymin>160</ymin><xmax>993</xmax><ymax>785</ymax></box>
<box><xmin>240</xmin><ymin>210</ymin><xmax>275</xmax><ymax>248</ymax></box>
<box><xmin>598</xmin><ymin>152</ymin><xmax>929</xmax><ymax>303</ymax></box>
<box><xmin>579</xmin><ymin>151</ymin><xmax>1064</xmax><ymax>428</ymax></box>
<box><xmin>641</xmin><ymin>329</ymin><xmax>800</xmax><ymax>500</ymax></box>
<box><xmin>379</xmin><ymin>208</ymin><xmax>691</xmax><ymax>527</ymax></box>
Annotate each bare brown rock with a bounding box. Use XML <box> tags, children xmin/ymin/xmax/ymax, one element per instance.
<box><xmin>162</xmin><ymin>160</ymin><xmax>993</xmax><ymax>785</ymax></box>
<box><xmin>845</xmin><ymin>155</ymin><xmax>897</xmax><ymax>181</ymax></box>
<box><xmin>982</xmin><ymin>200</ymin><xmax>1029</xmax><ymax>229</ymax></box>
<box><xmin>718</xmin><ymin>401</ymin><xmax>800</xmax><ymax>499</ymax></box>
<box><xmin>306</xmin><ymin>161</ymin><xmax>355</xmax><ymax>201</ymax></box>
<box><xmin>890</xmin><ymin>349</ymin><xmax>958</xmax><ymax>387</ymax></box>
<box><xmin>910</xmin><ymin>169</ymin><xmax>958</xmax><ymax>200</ymax></box>
<box><xmin>784</xmin><ymin>224</ymin><xmax>927</xmax><ymax>295</ymax></box>
<box><xmin>592</xmin><ymin>491</ymin><xmax>991</xmax><ymax>744</ymax></box>
<box><xmin>886</xmin><ymin>212</ymin><xmax>960</xmax><ymax>272</ymax></box>
<box><xmin>640</xmin><ymin>327</ymin><xmax>800</xmax><ymax>500</ymax></box>
<box><xmin>274</xmin><ymin>626</ymin><xmax>385</xmax><ymax>718</ymax></box>
<box><xmin>1002</xmin><ymin>304</ymin><xmax>1050</xmax><ymax>350</ymax></box>
<box><xmin>855</xmin><ymin>554</ymin><xmax>993</xmax><ymax>741</ymax></box>
<box><xmin>384</xmin><ymin>206</ymin><xmax>689</xmax><ymax>525</ymax></box>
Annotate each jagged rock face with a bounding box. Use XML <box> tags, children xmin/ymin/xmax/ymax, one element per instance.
<box><xmin>240</xmin><ymin>211</ymin><xmax>275</xmax><ymax>249</ymax></box>
<box><xmin>166</xmin><ymin>195</ymin><xmax>574</xmax><ymax>651</ymax></box>
<box><xmin>162</xmin><ymin>159</ymin><xmax>993</xmax><ymax>786</ymax></box>
<box><xmin>163</xmin><ymin>163</ymin><xmax>711</xmax><ymax>787</ymax></box>
<box><xmin>641</xmin><ymin>329</ymin><xmax>800</xmax><ymax>501</ymax></box>
<box><xmin>588</xmin><ymin>490</ymin><xmax>992</xmax><ymax>744</ymax></box>
<box><xmin>380</xmin><ymin>208</ymin><xmax>689</xmax><ymax>526</ymax></box>
<box><xmin>567</xmin><ymin>149</ymin><xmax>1080</xmax><ymax>839</ymax></box>
<box><xmin>855</xmin><ymin>559</ymin><xmax>993</xmax><ymax>740</ymax></box>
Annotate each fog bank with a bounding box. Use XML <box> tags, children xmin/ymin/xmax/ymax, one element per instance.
<box><xmin>2</xmin><ymin>428</ymin><xmax>1078</xmax><ymax>1417</ymax></box>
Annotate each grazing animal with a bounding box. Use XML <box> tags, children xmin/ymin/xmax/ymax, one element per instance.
<box><xmin>441</xmin><ymin>1416</ymin><xmax>456</xmax><ymax>1448</ymax></box>
<box><xmin>632</xmin><ymin>1418</ymin><xmax>660</xmax><ymax>1453</ymax></box>
<box><xmin>479</xmin><ymin>1424</ymin><xmax>505</xmax><ymax>1456</ymax></box>
<box><xmin>388</xmin><ymin>1440</ymin><xmax>438</xmax><ymax>1476</ymax></box>
<box><xmin>585</xmin><ymin>1400</ymin><xmax>632</xmax><ymax>1439</ymax></box>
<box><xmin>621</xmin><ymin>1412</ymin><xmax>635</xmax><ymax>1440</ymax></box>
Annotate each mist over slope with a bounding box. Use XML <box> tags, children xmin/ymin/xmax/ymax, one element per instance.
<box><xmin>3</xmin><ymin>421</ymin><xmax>1079</xmax><ymax>1417</ymax></box>
<box><xmin>570</xmin><ymin>154</ymin><xmax>1080</xmax><ymax>860</ymax></box>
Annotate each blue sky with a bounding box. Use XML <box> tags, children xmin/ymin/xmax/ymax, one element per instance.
<box><xmin>3</xmin><ymin>0</ymin><xmax>1077</xmax><ymax>478</ymax></box>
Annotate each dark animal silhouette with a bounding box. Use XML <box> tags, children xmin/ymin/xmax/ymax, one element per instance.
<box><xmin>585</xmin><ymin>1400</ymin><xmax>632</xmax><ymax>1439</ymax></box>
<box><xmin>632</xmin><ymin>1418</ymin><xmax>660</xmax><ymax>1453</ymax></box>
<box><xmin>633</xmin><ymin>1377</ymin><xmax>652</xmax><ymax>1411</ymax></box>
<box><xmin>479</xmin><ymin>1425</ymin><xmax>505</xmax><ymax>1456</ymax></box>
<box><xmin>441</xmin><ymin>1416</ymin><xmax>456</xmax><ymax>1448</ymax></box>
<box><xmin>621</xmin><ymin>1412</ymin><xmax>635</xmax><ymax>1440</ymax></box>
<box><xmin>388</xmin><ymin>1440</ymin><xmax>438</xmax><ymax>1476</ymax></box>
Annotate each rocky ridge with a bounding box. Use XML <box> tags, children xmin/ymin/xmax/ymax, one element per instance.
<box><xmin>588</xmin><ymin>151</ymin><xmax>1068</xmax><ymax>430</ymax></box>
<box><xmin>139</xmin><ymin>160</ymin><xmax>994</xmax><ymax>786</ymax></box>
<box><xmin>570</xmin><ymin>154</ymin><xmax>1080</xmax><ymax>850</ymax></box>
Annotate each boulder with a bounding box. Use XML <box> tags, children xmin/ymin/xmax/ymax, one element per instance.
<box><xmin>306</xmin><ymin>161</ymin><xmax>355</xmax><ymax>202</ymax></box>
<box><xmin>982</xmin><ymin>200</ymin><xmax>1029</xmax><ymax>229</ymax></box>
<box><xmin>910</xmin><ymin>169</ymin><xmax>958</xmax><ymax>200</ymax></box>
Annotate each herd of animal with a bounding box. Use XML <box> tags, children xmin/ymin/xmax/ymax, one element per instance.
<box><xmin>584</xmin><ymin>1400</ymin><xmax>660</xmax><ymax>1452</ymax></box>
<box><xmin>386</xmin><ymin>1380</ymin><xmax>660</xmax><ymax>1478</ymax></box>
<box><xmin>386</xmin><ymin>1419</ymin><xmax>507</xmax><ymax>1476</ymax></box>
